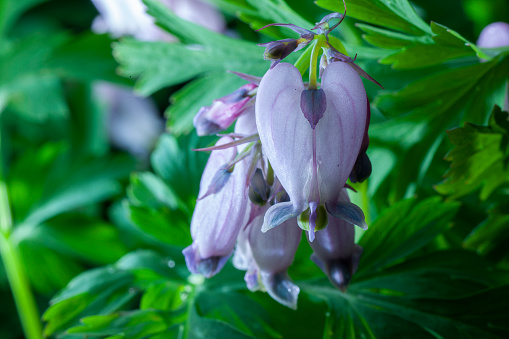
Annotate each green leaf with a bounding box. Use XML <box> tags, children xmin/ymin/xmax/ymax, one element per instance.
<box><xmin>435</xmin><ymin>105</ymin><xmax>509</xmax><ymax>200</ymax></box>
<box><xmin>19</xmin><ymin>214</ymin><xmax>128</xmax><ymax>265</ymax></box>
<box><xmin>0</xmin><ymin>33</ymin><xmax>69</xmax><ymax>120</ymax></box>
<box><xmin>127</xmin><ymin>204</ymin><xmax>191</xmax><ymax>248</ymax></box>
<box><xmin>302</xmin><ymin>249</ymin><xmax>508</xmax><ymax>339</ymax></box>
<box><xmin>150</xmin><ymin>133</ymin><xmax>210</xmax><ymax>208</ymax></box>
<box><xmin>370</xmin><ymin>54</ymin><xmax>509</xmax><ymax>201</ymax></box>
<box><xmin>114</xmin><ymin>1</ymin><xmax>269</xmax><ymax>96</ymax></box>
<box><xmin>128</xmin><ymin>172</ymin><xmax>181</xmax><ymax>210</ymax></box>
<box><xmin>464</xmin><ymin>204</ymin><xmax>509</xmax><ymax>263</ymax></box>
<box><xmin>359</xmin><ymin>21</ymin><xmax>484</xmax><ymax>68</ymax></box>
<box><xmin>22</xmin><ymin>154</ymin><xmax>134</xmax><ymax>225</ymax></box>
<box><xmin>42</xmin><ymin>250</ymin><xmax>179</xmax><ymax>337</ymax></box>
<box><xmin>0</xmin><ymin>0</ymin><xmax>48</xmax><ymax>35</ymax></box>
<box><xmin>17</xmin><ymin>239</ymin><xmax>82</xmax><ymax>294</ymax></box>
<box><xmin>316</xmin><ymin>0</ymin><xmax>431</xmax><ymax>35</ymax></box>
<box><xmin>207</xmin><ymin>0</ymin><xmax>311</xmax><ymax>37</ymax></box>
<box><xmin>46</xmin><ymin>32</ymin><xmax>131</xmax><ymax>85</ymax></box>
<box><xmin>357</xmin><ymin>197</ymin><xmax>460</xmax><ymax>275</ymax></box>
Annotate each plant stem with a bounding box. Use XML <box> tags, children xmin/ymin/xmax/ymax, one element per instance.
<box><xmin>0</xmin><ymin>234</ymin><xmax>43</xmax><ymax>339</ymax></box>
<box><xmin>308</xmin><ymin>35</ymin><xmax>324</xmax><ymax>90</ymax></box>
<box><xmin>293</xmin><ymin>42</ymin><xmax>314</xmax><ymax>76</ymax></box>
<box><xmin>360</xmin><ymin>180</ymin><xmax>371</xmax><ymax>225</ymax></box>
<box><xmin>0</xmin><ymin>118</ymin><xmax>42</xmax><ymax>339</ymax></box>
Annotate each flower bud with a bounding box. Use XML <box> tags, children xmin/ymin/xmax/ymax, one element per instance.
<box><xmin>193</xmin><ymin>83</ymin><xmax>257</xmax><ymax>136</ymax></box>
<box><xmin>307</xmin><ymin>190</ymin><xmax>363</xmax><ymax>291</ymax></box>
<box><xmin>262</xmin><ymin>39</ymin><xmax>298</xmax><ymax>61</ymax></box>
<box><xmin>248</xmin><ymin>169</ymin><xmax>270</xmax><ymax>206</ymax></box>
<box><xmin>247</xmin><ymin>208</ymin><xmax>302</xmax><ymax>309</ymax></box>
<box><xmin>183</xmin><ymin>137</ymin><xmax>249</xmax><ymax>278</ymax></box>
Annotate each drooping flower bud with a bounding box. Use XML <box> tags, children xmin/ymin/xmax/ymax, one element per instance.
<box><xmin>241</xmin><ymin>206</ymin><xmax>302</xmax><ymax>309</ymax></box>
<box><xmin>193</xmin><ymin>84</ymin><xmax>257</xmax><ymax>136</ymax></box>
<box><xmin>349</xmin><ymin>98</ymin><xmax>372</xmax><ymax>183</ymax></box>
<box><xmin>255</xmin><ymin>62</ymin><xmax>368</xmax><ymax>236</ymax></box>
<box><xmin>257</xmin><ymin>23</ymin><xmax>315</xmax><ymax>69</ymax></box>
<box><xmin>183</xmin><ymin>136</ymin><xmax>249</xmax><ymax>278</ymax></box>
<box><xmin>307</xmin><ymin>190</ymin><xmax>363</xmax><ymax>291</ymax></box>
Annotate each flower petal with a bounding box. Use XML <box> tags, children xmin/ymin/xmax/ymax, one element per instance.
<box><xmin>255</xmin><ymin>63</ymin><xmax>310</xmax><ymax>214</ymax></box>
<box><xmin>325</xmin><ymin>200</ymin><xmax>367</xmax><ymax>230</ymax></box>
<box><xmin>317</xmin><ymin>61</ymin><xmax>367</xmax><ymax>205</ymax></box>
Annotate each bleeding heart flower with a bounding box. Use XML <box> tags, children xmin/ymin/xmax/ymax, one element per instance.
<box><xmin>307</xmin><ymin>190</ymin><xmax>363</xmax><ymax>291</ymax></box>
<box><xmin>183</xmin><ymin>136</ymin><xmax>249</xmax><ymax>278</ymax></box>
<box><xmin>255</xmin><ymin>62</ymin><xmax>368</xmax><ymax>238</ymax></box>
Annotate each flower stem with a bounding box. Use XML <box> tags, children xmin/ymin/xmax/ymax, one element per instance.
<box><xmin>0</xmin><ymin>120</ymin><xmax>42</xmax><ymax>339</ymax></box>
<box><xmin>293</xmin><ymin>42</ymin><xmax>314</xmax><ymax>76</ymax></box>
<box><xmin>308</xmin><ymin>35</ymin><xmax>325</xmax><ymax>90</ymax></box>
<box><xmin>359</xmin><ymin>180</ymin><xmax>371</xmax><ymax>225</ymax></box>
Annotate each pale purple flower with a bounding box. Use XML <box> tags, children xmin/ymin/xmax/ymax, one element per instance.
<box><xmin>235</xmin><ymin>205</ymin><xmax>302</xmax><ymax>309</ymax></box>
<box><xmin>91</xmin><ymin>0</ymin><xmax>225</xmax><ymax>41</ymax></box>
<box><xmin>255</xmin><ymin>62</ymin><xmax>368</xmax><ymax>238</ymax></box>
<box><xmin>308</xmin><ymin>190</ymin><xmax>363</xmax><ymax>291</ymax></box>
<box><xmin>477</xmin><ymin>22</ymin><xmax>509</xmax><ymax>48</ymax></box>
<box><xmin>194</xmin><ymin>83</ymin><xmax>257</xmax><ymax>136</ymax></box>
<box><xmin>183</xmin><ymin>137</ymin><xmax>249</xmax><ymax>278</ymax></box>
<box><xmin>93</xmin><ymin>82</ymin><xmax>164</xmax><ymax>158</ymax></box>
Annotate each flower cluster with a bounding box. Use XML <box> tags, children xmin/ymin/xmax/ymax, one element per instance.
<box><xmin>183</xmin><ymin>9</ymin><xmax>381</xmax><ymax>309</ymax></box>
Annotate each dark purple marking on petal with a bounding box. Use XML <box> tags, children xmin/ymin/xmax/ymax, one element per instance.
<box><xmin>300</xmin><ymin>89</ymin><xmax>327</xmax><ymax>129</ymax></box>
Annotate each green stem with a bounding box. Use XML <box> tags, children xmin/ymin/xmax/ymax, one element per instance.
<box><xmin>0</xmin><ymin>234</ymin><xmax>42</xmax><ymax>339</ymax></box>
<box><xmin>0</xmin><ymin>116</ymin><xmax>42</xmax><ymax>339</ymax></box>
<box><xmin>308</xmin><ymin>35</ymin><xmax>325</xmax><ymax>90</ymax></box>
<box><xmin>359</xmin><ymin>180</ymin><xmax>371</xmax><ymax>226</ymax></box>
<box><xmin>293</xmin><ymin>42</ymin><xmax>314</xmax><ymax>76</ymax></box>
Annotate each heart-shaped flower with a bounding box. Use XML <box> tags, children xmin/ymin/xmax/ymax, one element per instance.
<box><xmin>183</xmin><ymin>136</ymin><xmax>249</xmax><ymax>278</ymax></box>
<box><xmin>255</xmin><ymin>62</ymin><xmax>368</xmax><ymax>238</ymax></box>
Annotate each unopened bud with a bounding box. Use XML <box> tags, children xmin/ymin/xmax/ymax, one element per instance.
<box><xmin>248</xmin><ymin>168</ymin><xmax>270</xmax><ymax>206</ymax></box>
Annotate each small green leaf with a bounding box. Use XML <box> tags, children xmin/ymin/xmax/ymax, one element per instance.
<box><xmin>357</xmin><ymin>197</ymin><xmax>460</xmax><ymax>275</ymax></box>
<box><xmin>127</xmin><ymin>205</ymin><xmax>191</xmax><ymax>247</ymax></box>
<box><xmin>464</xmin><ymin>205</ymin><xmax>509</xmax><ymax>263</ymax></box>
<box><xmin>435</xmin><ymin>105</ymin><xmax>509</xmax><ymax>200</ymax></box>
